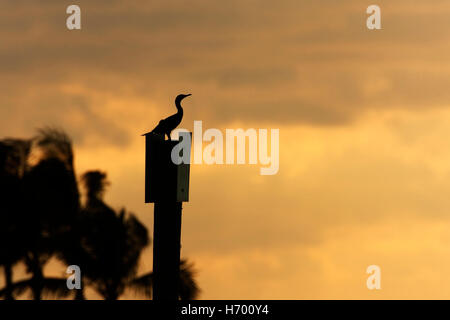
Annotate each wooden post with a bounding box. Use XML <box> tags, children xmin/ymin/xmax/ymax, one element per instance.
<box><xmin>143</xmin><ymin>132</ymin><xmax>191</xmax><ymax>300</ymax></box>
<box><xmin>153</xmin><ymin>202</ymin><xmax>182</xmax><ymax>300</ymax></box>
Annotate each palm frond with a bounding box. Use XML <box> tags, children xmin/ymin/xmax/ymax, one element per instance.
<box><xmin>0</xmin><ymin>278</ymin><xmax>33</xmax><ymax>297</ymax></box>
<box><xmin>179</xmin><ymin>259</ymin><xmax>200</xmax><ymax>300</ymax></box>
<box><xmin>41</xmin><ymin>277</ymin><xmax>74</xmax><ymax>299</ymax></box>
<box><xmin>128</xmin><ymin>259</ymin><xmax>200</xmax><ymax>300</ymax></box>
<box><xmin>33</xmin><ymin>127</ymin><xmax>74</xmax><ymax>167</ymax></box>
<box><xmin>0</xmin><ymin>277</ymin><xmax>74</xmax><ymax>299</ymax></box>
<box><xmin>128</xmin><ymin>272</ymin><xmax>153</xmax><ymax>298</ymax></box>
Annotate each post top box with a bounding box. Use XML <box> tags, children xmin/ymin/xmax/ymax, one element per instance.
<box><xmin>144</xmin><ymin>132</ymin><xmax>191</xmax><ymax>203</ymax></box>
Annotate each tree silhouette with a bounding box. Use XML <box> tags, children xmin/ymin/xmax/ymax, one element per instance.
<box><xmin>0</xmin><ymin>129</ymin><xmax>79</xmax><ymax>300</ymax></box>
<box><xmin>63</xmin><ymin>170</ymin><xmax>200</xmax><ymax>300</ymax></box>
<box><xmin>61</xmin><ymin>170</ymin><xmax>150</xmax><ymax>300</ymax></box>
<box><xmin>0</xmin><ymin>140</ymin><xmax>29</xmax><ymax>300</ymax></box>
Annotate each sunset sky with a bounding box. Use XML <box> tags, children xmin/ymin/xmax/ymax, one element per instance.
<box><xmin>2</xmin><ymin>0</ymin><xmax>450</xmax><ymax>299</ymax></box>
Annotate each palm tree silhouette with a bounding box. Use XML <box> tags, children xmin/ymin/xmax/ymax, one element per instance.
<box><xmin>0</xmin><ymin>129</ymin><xmax>79</xmax><ymax>300</ymax></box>
<box><xmin>61</xmin><ymin>171</ymin><xmax>149</xmax><ymax>300</ymax></box>
<box><xmin>0</xmin><ymin>141</ymin><xmax>29</xmax><ymax>300</ymax></box>
<box><xmin>65</xmin><ymin>170</ymin><xmax>200</xmax><ymax>300</ymax></box>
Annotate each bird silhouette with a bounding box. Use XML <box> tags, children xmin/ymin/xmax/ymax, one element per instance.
<box><xmin>144</xmin><ymin>94</ymin><xmax>191</xmax><ymax>140</ymax></box>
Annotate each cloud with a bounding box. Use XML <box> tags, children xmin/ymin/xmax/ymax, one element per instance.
<box><xmin>2</xmin><ymin>0</ymin><xmax>450</xmax><ymax>141</ymax></box>
<box><xmin>79</xmin><ymin>108</ymin><xmax>450</xmax><ymax>259</ymax></box>
<box><xmin>189</xmin><ymin>216</ymin><xmax>450</xmax><ymax>299</ymax></box>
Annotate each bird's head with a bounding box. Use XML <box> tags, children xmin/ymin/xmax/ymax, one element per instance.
<box><xmin>175</xmin><ymin>94</ymin><xmax>191</xmax><ymax>105</ymax></box>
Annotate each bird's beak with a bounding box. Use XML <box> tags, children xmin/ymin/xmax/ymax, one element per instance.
<box><xmin>186</xmin><ymin>94</ymin><xmax>192</xmax><ymax>97</ymax></box>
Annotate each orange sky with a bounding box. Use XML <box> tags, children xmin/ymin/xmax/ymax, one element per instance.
<box><xmin>2</xmin><ymin>0</ymin><xmax>450</xmax><ymax>299</ymax></box>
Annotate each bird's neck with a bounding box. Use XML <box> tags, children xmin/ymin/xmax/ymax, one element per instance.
<box><xmin>176</xmin><ymin>101</ymin><xmax>183</xmax><ymax>113</ymax></box>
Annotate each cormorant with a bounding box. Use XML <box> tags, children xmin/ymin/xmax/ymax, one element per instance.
<box><xmin>144</xmin><ymin>94</ymin><xmax>191</xmax><ymax>140</ymax></box>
